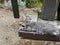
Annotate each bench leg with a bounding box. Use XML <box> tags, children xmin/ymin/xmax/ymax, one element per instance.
<box><xmin>41</xmin><ymin>0</ymin><xmax>56</xmax><ymax>21</ymax></box>
<box><xmin>57</xmin><ymin>0</ymin><xmax>60</xmax><ymax>20</ymax></box>
<box><xmin>11</xmin><ymin>0</ymin><xmax>20</xmax><ymax>18</ymax></box>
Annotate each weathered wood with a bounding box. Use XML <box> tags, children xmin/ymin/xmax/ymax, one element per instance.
<box><xmin>19</xmin><ymin>30</ymin><xmax>60</xmax><ymax>42</ymax></box>
<box><xmin>41</xmin><ymin>0</ymin><xmax>56</xmax><ymax>20</ymax></box>
<box><xmin>11</xmin><ymin>0</ymin><xmax>20</xmax><ymax>18</ymax></box>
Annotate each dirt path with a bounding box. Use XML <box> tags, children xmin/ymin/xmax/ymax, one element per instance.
<box><xmin>0</xmin><ymin>8</ymin><xmax>20</xmax><ymax>45</ymax></box>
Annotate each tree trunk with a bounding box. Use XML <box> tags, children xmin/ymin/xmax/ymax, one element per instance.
<box><xmin>41</xmin><ymin>0</ymin><xmax>56</xmax><ymax>21</ymax></box>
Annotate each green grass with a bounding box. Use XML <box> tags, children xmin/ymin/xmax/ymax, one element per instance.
<box><xmin>25</xmin><ymin>0</ymin><xmax>43</xmax><ymax>9</ymax></box>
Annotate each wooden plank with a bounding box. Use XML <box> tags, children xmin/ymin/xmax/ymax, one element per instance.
<box><xmin>18</xmin><ymin>30</ymin><xmax>60</xmax><ymax>42</ymax></box>
<box><xmin>11</xmin><ymin>0</ymin><xmax>20</xmax><ymax>18</ymax></box>
<box><xmin>41</xmin><ymin>0</ymin><xmax>56</xmax><ymax>21</ymax></box>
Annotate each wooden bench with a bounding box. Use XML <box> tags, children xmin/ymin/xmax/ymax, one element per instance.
<box><xmin>18</xmin><ymin>30</ymin><xmax>60</xmax><ymax>42</ymax></box>
<box><xmin>11</xmin><ymin>0</ymin><xmax>60</xmax><ymax>42</ymax></box>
